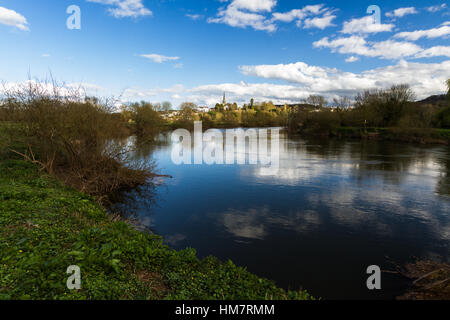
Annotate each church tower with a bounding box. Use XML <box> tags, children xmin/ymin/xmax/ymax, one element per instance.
<box><xmin>222</xmin><ymin>92</ymin><xmax>226</xmax><ymax>106</ymax></box>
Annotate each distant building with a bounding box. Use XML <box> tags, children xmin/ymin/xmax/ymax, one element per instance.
<box><xmin>161</xmin><ymin>110</ymin><xmax>180</xmax><ymax>119</ymax></box>
<box><xmin>222</xmin><ymin>92</ymin><xmax>230</xmax><ymax>110</ymax></box>
<box><xmin>196</xmin><ymin>106</ymin><xmax>210</xmax><ymax>113</ymax></box>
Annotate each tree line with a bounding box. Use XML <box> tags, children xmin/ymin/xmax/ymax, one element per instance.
<box><xmin>288</xmin><ymin>81</ymin><xmax>450</xmax><ymax>139</ymax></box>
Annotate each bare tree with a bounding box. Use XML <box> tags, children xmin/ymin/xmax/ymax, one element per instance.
<box><xmin>332</xmin><ymin>96</ymin><xmax>352</xmax><ymax>109</ymax></box>
<box><xmin>305</xmin><ymin>95</ymin><xmax>328</xmax><ymax>108</ymax></box>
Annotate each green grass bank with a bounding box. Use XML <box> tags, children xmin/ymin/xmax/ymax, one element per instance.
<box><xmin>0</xmin><ymin>157</ymin><xmax>313</xmax><ymax>300</ymax></box>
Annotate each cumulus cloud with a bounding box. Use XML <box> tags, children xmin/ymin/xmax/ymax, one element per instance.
<box><xmin>386</xmin><ymin>7</ymin><xmax>418</xmax><ymax>18</ymax></box>
<box><xmin>271</xmin><ymin>4</ymin><xmax>336</xmax><ymax>29</ymax></box>
<box><xmin>415</xmin><ymin>46</ymin><xmax>450</xmax><ymax>58</ymax></box>
<box><xmin>313</xmin><ymin>36</ymin><xmax>423</xmax><ymax>60</ymax></box>
<box><xmin>208</xmin><ymin>2</ymin><xmax>336</xmax><ymax>31</ymax></box>
<box><xmin>236</xmin><ymin>60</ymin><xmax>450</xmax><ymax>100</ymax></box>
<box><xmin>121</xmin><ymin>84</ymin><xmax>184</xmax><ymax>101</ymax></box>
<box><xmin>231</xmin><ymin>0</ymin><xmax>277</xmax><ymax>12</ymax></box>
<box><xmin>207</xmin><ymin>0</ymin><xmax>277</xmax><ymax>31</ymax></box>
<box><xmin>0</xmin><ymin>6</ymin><xmax>29</xmax><ymax>31</ymax></box>
<box><xmin>140</xmin><ymin>54</ymin><xmax>180</xmax><ymax>63</ymax></box>
<box><xmin>341</xmin><ymin>16</ymin><xmax>394</xmax><ymax>34</ymax></box>
<box><xmin>86</xmin><ymin>0</ymin><xmax>152</xmax><ymax>18</ymax></box>
<box><xmin>303</xmin><ymin>12</ymin><xmax>336</xmax><ymax>30</ymax></box>
<box><xmin>271</xmin><ymin>4</ymin><xmax>325</xmax><ymax>22</ymax></box>
<box><xmin>394</xmin><ymin>25</ymin><xmax>450</xmax><ymax>41</ymax></box>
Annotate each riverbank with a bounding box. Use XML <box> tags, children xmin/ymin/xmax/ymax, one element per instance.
<box><xmin>292</xmin><ymin>127</ymin><xmax>450</xmax><ymax>145</ymax></box>
<box><xmin>0</xmin><ymin>155</ymin><xmax>313</xmax><ymax>300</ymax></box>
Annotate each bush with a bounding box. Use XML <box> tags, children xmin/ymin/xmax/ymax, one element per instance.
<box><xmin>125</xmin><ymin>102</ymin><xmax>165</xmax><ymax>136</ymax></box>
<box><xmin>1</xmin><ymin>81</ymin><xmax>151</xmax><ymax>201</ymax></box>
<box><xmin>434</xmin><ymin>106</ymin><xmax>450</xmax><ymax>128</ymax></box>
<box><xmin>354</xmin><ymin>84</ymin><xmax>415</xmax><ymax>127</ymax></box>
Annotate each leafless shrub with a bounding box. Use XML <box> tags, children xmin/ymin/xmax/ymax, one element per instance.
<box><xmin>1</xmin><ymin>79</ymin><xmax>153</xmax><ymax>202</ymax></box>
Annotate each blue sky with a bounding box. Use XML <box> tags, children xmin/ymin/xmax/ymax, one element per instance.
<box><xmin>0</xmin><ymin>0</ymin><xmax>449</xmax><ymax>107</ymax></box>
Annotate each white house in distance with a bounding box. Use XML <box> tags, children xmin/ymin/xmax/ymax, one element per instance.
<box><xmin>161</xmin><ymin>110</ymin><xmax>180</xmax><ymax>120</ymax></box>
<box><xmin>196</xmin><ymin>106</ymin><xmax>210</xmax><ymax>113</ymax></box>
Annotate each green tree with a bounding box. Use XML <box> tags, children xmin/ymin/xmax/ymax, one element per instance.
<box><xmin>128</xmin><ymin>101</ymin><xmax>164</xmax><ymax>136</ymax></box>
<box><xmin>174</xmin><ymin>102</ymin><xmax>197</xmax><ymax>129</ymax></box>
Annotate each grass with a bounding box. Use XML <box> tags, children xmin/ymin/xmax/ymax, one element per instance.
<box><xmin>0</xmin><ymin>157</ymin><xmax>313</xmax><ymax>300</ymax></box>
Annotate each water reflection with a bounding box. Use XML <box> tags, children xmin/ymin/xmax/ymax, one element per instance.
<box><xmin>118</xmin><ymin>130</ymin><xmax>449</xmax><ymax>299</ymax></box>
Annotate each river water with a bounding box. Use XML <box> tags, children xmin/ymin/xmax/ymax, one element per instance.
<box><xmin>118</xmin><ymin>130</ymin><xmax>449</xmax><ymax>300</ymax></box>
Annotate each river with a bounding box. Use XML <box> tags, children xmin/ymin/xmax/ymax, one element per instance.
<box><xmin>116</xmin><ymin>129</ymin><xmax>449</xmax><ymax>300</ymax></box>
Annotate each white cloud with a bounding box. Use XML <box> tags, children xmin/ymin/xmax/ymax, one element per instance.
<box><xmin>239</xmin><ymin>61</ymin><xmax>333</xmax><ymax>86</ymax></box>
<box><xmin>140</xmin><ymin>54</ymin><xmax>180</xmax><ymax>63</ymax></box>
<box><xmin>386</xmin><ymin>7</ymin><xmax>418</xmax><ymax>18</ymax></box>
<box><xmin>415</xmin><ymin>46</ymin><xmax>450</xmax><ymax>58</ymax></box>
<box><xmin>208</xmin><ymin>1</ymin><xmax>277</xmax><ymax>32</ymax></box>
<box><xmin>303</xmin><ymin>13</ymin><xmax>336</xmax><ymax>30</ymax></box>
<box><xmin>121</xmin><ymin>84</ymin><xmax>184</xmax><ymax>101</ymax></box>
<box><xmin>313</xmin><ymin>36</ymin><xmax>422</xmax><ymax>60</ymax></box>
<box><xmin>208</xmin><ymin>2</ymin><xmax>336</xmax><ymax>31</ymax></box>
<box><xmin>341</xmin><ymin>16</ymin><xmax>394</xmax><ymax>34</ymax></box>
<box><xmin>394</xmin><ymin>25</ymin><xmax>450</xmax><ymax>41</ymax></box>
<box><xmin>271</xmin><ymin>4</ymin><xmax>336</xmax><ymax>30</ymax></box>
<box><xmin>345</xmin><ymin>56</ymin><xmax>359</xmax><ymax>63</ymax></box>
<box><xmin>271</xmin><ymin>4</ymin><xmax>325</xmax><ymax>23</ymax></box>
<box><xmin>426</xmin><ymin>4</ymin><xmax>447</xmax><ymax>13</ymax></box>
<box><xmin>185</xmin><ymin>14</ymin><xmax>204</xmax><ymax>20</ymax></box>
<box><xmin>189</xmin><ymin>82</ymin><xmax>311</xmax><ymax>105</ymax></box>
<box><xmin>0</xmin><ymin>6</ymin><xmax>29</xmax><ymax>31</ymax></box>
<box><xmin>231</xmin><ymin>0</ymin><xmax>277</xmax><ymax>12</ymax></box>
<box><xmin>86</xmin><ymin>0</ymin><xmax>152</xmax><ymax>18</ymax></box>
<box><xmin>236</xmin><ymin>60</ymin><xmax>450</xmax><ymax>100</ymax></box>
